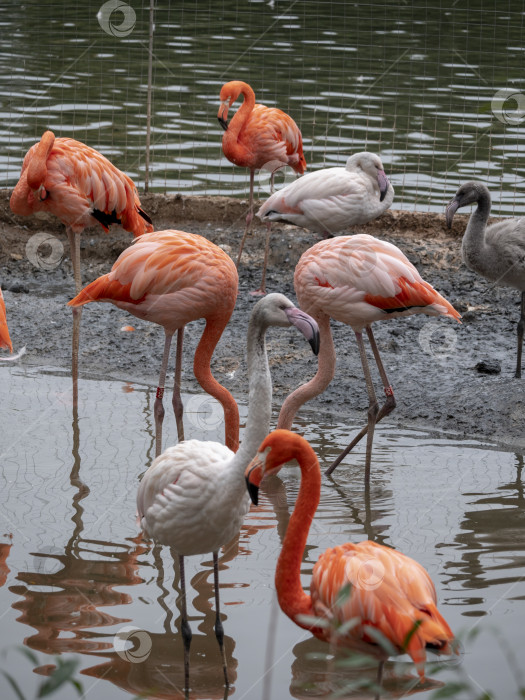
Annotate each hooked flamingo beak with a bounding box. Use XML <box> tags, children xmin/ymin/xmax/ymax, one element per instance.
<box><xmin>284</xmin><ymin>308</ymin><xmax>320</xmax><ymax>356</ymax></box>
<box><xmin>217</xmin><ymin>100</ymin><xmax>230</xmax><ymax>131</ymax></box>
<box><xmin>445</xmin><ymin>197</ymin><xmax>460</xmax><ymax>229</ymax></box>
<box><xmin>245</xmin><ymin>456</ymin><xmax>265</xmax><ymax>505</ymax></box>
<box><xmin>377</xmin><ymin>170</ymin><xmax>389</xmax><ymax>202</ymax></box>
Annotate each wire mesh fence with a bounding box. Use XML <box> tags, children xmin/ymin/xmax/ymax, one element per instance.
<box><xmin>2</xmin><ymin>0</ymin><xmax>525</xmax><ymax>214</ymax></box>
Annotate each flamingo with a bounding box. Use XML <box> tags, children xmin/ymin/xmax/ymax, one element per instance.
<box><xmin>10</xmin><ymin>130</ymin><xmax>153</xmax><ymax>401</ymax></box>
<box><xmin>136</xmin><ymin>293</ymin><xmax>319</xmax><ymax>689</ymax></box>
<box><xmin>277</xmin><ymin>234</ymin><xmax>461</xmax><ymax>480</ymax></box>
<box><xmin>245</xmin><ymin>429</ymin><xmax>455</xmax><ymax>697</ymax></box>
<box><xmin>218</xmin><ymin>80</ymin><xmax>306</xmax><ymax>294</ymax></box>
<box><xmin>257</xmin><ymin>152</ymin><xmax>394</xmax><ymax>237</ymax></box>
<box><xmin>446</xmin><ymin>181</ymin><xmax>525</xmax><ymax>378</ymax></box>
<box><xmin>0</xmin><ymin>288</ymin><xmax>13</xmax><ymax>353</ymax></box>
<box><xmin>69</xmin><ymin>230</ymin><xmax>239</xmax><ymax>457</ymax></box>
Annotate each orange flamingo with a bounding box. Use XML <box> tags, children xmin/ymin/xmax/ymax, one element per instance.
<box><xmin>245</xmin><ymin>430</ymin><xmax>455</xmax><ymax>696</ymax></box>
<box><xmin>69</xmin><ymin>229</ymin><xmax>239</xmax><ymax>456</ymax></box>
<box><xmin>277</xmin><ymin>234</ymin><xmax>461</xmax><ymax>480</ymax></box>
<box><xmin>218</xmin><ymin>80</ymin><xmax>306</xmax><ymax>294</ymax></box>
<box><xmin>10</xmin><ymin>130</ymin><xmax>153</xmax><ymax>400</ymax></box>
<box><xmin>0</xmin><ymin>288</ymin><xmax>13</xmax><ymax>353</ymax></box>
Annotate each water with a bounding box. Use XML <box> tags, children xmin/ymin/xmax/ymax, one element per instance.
<box><xmin>0</xmin><ymin>363</ymin><xmax>524</xmax><ymax>698</ymax></box>
<box><xmin>2</xmin><ymin>1</ymin><xmax>525</xmax><ymax>214</ymax></box>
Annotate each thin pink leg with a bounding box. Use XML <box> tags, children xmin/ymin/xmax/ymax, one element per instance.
<box><xmin>236</xmin><ymin>169</ymin><xmax>255</xmax><ymax>268</ymax></box>
<box><xmin>67</xmin><ymin>228</ymin><xmax>82</xmax><ymax>409</ymax></box>
<box><xmin>325</xmin><ymin>327</ymin><xmax>395</xmax><ymax>477</ymax></box>
<box><xmin>172</xmin><ymin>327</ymin><xmax>185</xmax><ymax>442</ymax></box>
<box><xmin>154</xmin><ymin>331</ymin><xmax>174</xmax><ymax>457</ymax></box>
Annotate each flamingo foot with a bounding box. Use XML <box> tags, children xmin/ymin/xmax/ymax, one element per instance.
<box><xmin>249</xmin><ymin>288</ymin><xmax>266</xmax><ymax>297</ymax></box>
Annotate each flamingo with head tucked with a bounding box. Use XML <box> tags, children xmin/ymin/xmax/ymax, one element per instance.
<box><xmin>69</xmin><ymin>230</ymin><xmax>239</xmax><ymax>457</ymax></box>
<box><xmin>10</xmin><ymin>130</ymin><xmax>153</xmax><ymax>401</ymax></box>
<box><xmin>218</xmin><ymin>80</ymin><xmax>306</xmax><ymax>294</ymax></box>
<box><xmin>245</xmin><ymin>429</ymin><xmax>455</xmax><ymax>698</ymax></box>
<box><xmin>258</xmin><ymin>151</ymin><xmax>394</xmax><ymax>237</ymax></box>
<box><xmin>277</xmin><ymin>234</ymin><xmax>461</xmax><ymax>480</ymax></box>
<box><xmin>137</xmin><ymin>295</ymin><xmax>319</xmax><ymax>690</ymax></box>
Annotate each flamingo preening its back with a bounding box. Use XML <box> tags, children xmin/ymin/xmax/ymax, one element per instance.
<box><xmin>245</xmin><ymin>430</ymin><xmax>455</xmax><ymax>697</ymax></box>
<box><xmin>277</xmin><ymin>234</ymin><xmax>461</xmax><ymax>480</ymax></box>
<box><xmin>137</xmin><ymin>295</ymin><xmax>320</xmax><ymax>690</ymax></box>
<box><xmin>258</xmin><ymin>151</ymin><xmax>394</xmax><ymax>237</ymax></box>
<box><xmin>10</xmin><ymin>130</ymin><xmax>153</xmax><ymax>402</ymax></box>
<box><xmin>218</xmin><ymin>80</ymin><xmax>306</xmax><ymax>294</ymax></box>
<box><xmin>69</xmin><ymin>230</ymin><xmax>239</xmax><ymax>457</ymax></box>
<box><xmin>446</xmin><ymin>180</ymin><xmax>525</xmax><ymax>378</ymax></box>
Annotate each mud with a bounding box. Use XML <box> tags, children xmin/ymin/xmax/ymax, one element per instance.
<box><xmin>1</xmin><ymin>190</ymin><xmax>524</xmax><ymax>450</ymax></box>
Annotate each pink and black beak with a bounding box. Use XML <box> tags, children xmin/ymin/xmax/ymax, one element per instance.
<box><xmin>284</xmin><ymin>307</ymin><xmax>320</xmax><ymax>356</ymax></box>
<box><xmin>245</xmin><ymin>456</ymin><xmax>265</xmax><ymax>506</ymax></box>
<box><xmin>445</xmin><ymin>197</ymin><xmax>461</xmax><ymax>229</ymax></box>
<box><xmin>217</xmin><ymin>100</ymin><xmax>230</xmax><ymax>131</ymax></box>
<box><xmin>378</xmin><ymin>170</ymin><xmax>390</xmax><ymax>202</ymax></box>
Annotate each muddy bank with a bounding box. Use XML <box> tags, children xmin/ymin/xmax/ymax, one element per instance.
<box><xmin>1</xmin><ymin>190</ymin><xmax>524</xmax><ymax>450</ymax></box>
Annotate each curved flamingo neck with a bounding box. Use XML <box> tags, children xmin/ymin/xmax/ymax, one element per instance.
<box><xmin>27</xmin><ymin>131</ymin><xmax>55</xmax><ymax>190</ymax></box>
<box><xmin>277</xmin><ymin>313</ymin><xmax>335</xmax><ymax>430</ymax></box>
<box><xmin>275</xmin><ymin>435</ymin><xmax>320</xmax><ymax>623</ymax></box>
<box><xmin>222</xmin><ymin>82</ymin><xmax>256</xmax><ymax>161</ymax></box>
<box><xmin>193</xmin><ymin>317</ymin><xmax>240</xmax><ymax>452</ymax></box>
<box><xmin>462</xmin><ymin>187</ymin><xmax>493</xmax><ymax>274</ymax></box>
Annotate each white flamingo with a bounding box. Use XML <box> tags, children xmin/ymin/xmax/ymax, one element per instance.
<box><xmin>257</xmin><ymin>152</ymin><xmax>394</xmax><ymax>237</ymax></box>
<box><xmin>136</xmin><ymin>293</ymin><xmax>319</xmax><ymax>689</ymax></box>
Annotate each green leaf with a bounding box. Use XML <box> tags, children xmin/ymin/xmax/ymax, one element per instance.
<box><xmin>38</xmin><ymin>659</ymin><xmax>80</xmax><ymax>697</ymax></box>
<box><xmin>431</xmin><ymin>681</ymin><xmax>471</xmax><ymax>698</ymax></box>
<box><xmin>334</xmin><ymin>616</ymin><xmax>360</xmax><ymax>637</ymax></box>
<box><xmin>0</xmin><ymin>671</ymin><xmax>26</xmax><ymax>700</ymax></box>
<box><xmin>362</xmin><ymin>625</ymin><xmax>397</xmax><ymax>656</ymax></box>
<box><xmin>296</xmin><ymin>614</ymin><xmax>330</xmax><ymax>629</ymax></box>
<box><xmin>402</xmin><ymin>619</ymin><xmax>423</xmax><ymax>650</ymax></box>
<box><xmin>335</xmin><ymin>582</ymin><xmax>352</xmax><ymax>607</ymax></box>
<box><xmin>15</xmin><ymin>647</ymin><xmax>39</xmax><ymax>667</ymax></box>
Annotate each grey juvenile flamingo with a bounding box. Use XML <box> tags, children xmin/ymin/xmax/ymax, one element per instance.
<box><xmin>446</xmin><ymin>181</ymin><xmax>525</xmax><ymax>378</ymax></box>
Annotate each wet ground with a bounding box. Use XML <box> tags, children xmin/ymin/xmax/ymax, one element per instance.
<box><xmin>1</xmin><ymin>191</ymin><xmax>525</xmax><ymax>449</ymax></box>
<box><xmin>0</xmin><ymin>365</ymin><xmax>524</xmax><ymax>699</ymax></box>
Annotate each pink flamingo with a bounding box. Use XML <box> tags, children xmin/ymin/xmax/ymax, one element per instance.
<box><xmin>277</xmin><ymin>234</ymin><xmax>461</xmax><ymax>480</ymax></box>
<box><xmin>0</xmin><ymin>288</ymin><xmax>13</xmax><ymax>353</ymax></box>
<box><xmin>246</xmin><ymin>429</ymin><xmax>455</xmax><ymax>697</ymax></box>
<box><xmin>69</xmin><ymin>230</ymin><xmax>239</xmax><ymax>457</ymax></box>
<box><xmin>10</xmin><ymin>130</ymin><xmax>153</xmax><ymax>400</ymax></box>
<box><xmin>258</xmin><ymin>152</ymin><xmax>394</xmax><ymax>237</ymax></box>
<box><xmin>218</xmin><ymin>80</ymin><xmax>306</xmax><ymax>294</ymax></box>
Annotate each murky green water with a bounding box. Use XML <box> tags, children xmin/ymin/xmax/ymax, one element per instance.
<box><xmin>0</xmin><ymin>364</ymin><xmax>524</xmax><ymax>698</ymax></box>
<box><xmin>2</xmin><ymin>1</ymin><xmax>525</xmax><ymax>214</ymax></box>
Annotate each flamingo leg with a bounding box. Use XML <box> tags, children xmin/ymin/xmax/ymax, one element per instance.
<box><xmin>325</xmin><ymin>328</ymin><xmax>395</xmax><ymax>476</ymax></box>
<box><xmin>236</xmin><ymin>169</ymin><xmax>255</xmax><ymax>268</ymax></box>
<box><xmin>251</xmin><ymin>223</ymin><xmax>271</xmax><ymax>297</ymax></box>
<box><xmin>67</xmin><ymin>228</ymin><xmax>82</xmax><ymax>408</ymax></box>
<box><xmin>375</xmin><ymin>659</ymin><xmax>385</xmax><ymax>700</ymax></box>
<box><xmin>354</xmin><ymin>330</ymin><xmax>379</xmax><ymax>488</ymax></box>
<box><xmin>213</xmin><ymin>551</ymin><xmax>229</xmax><ymax>687</ymax></box>
<box><xmin>178</xmin><ymin>554</ymin><xmax>192</xmax><ymax>691</ymax></box>
<box><xmin>516</xmin><ymin>291</ymin><xmax>525</xmax><ymax>379</ymax></box>
<box><xmin>154</xmin><ymin>331</ymin><xmax>174</xmax><ymax>458</ymax></box>
<box><xmin>172</xmin><ymin>327</ymin><xmax>185</xmax><ymax>442</ymax></box>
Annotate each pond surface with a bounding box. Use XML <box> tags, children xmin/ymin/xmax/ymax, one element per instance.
<box><xmin>2</xmin><ymin>0</ymin><xmax>525</xmax><ymax>214</ymax></box>
<box><xmin>0</xmin><ymin>364</ymin><xmax>524</xmax><ymax>698</ymax></box>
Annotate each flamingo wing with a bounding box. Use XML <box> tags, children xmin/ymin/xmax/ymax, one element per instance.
<box><xmin>311</xmin><ymin>540</ymin><xmax>454</xmax><ymax>676</ymax></box>
<box><xmin>296</xmin><ymin>235</ymin><xmax>460</xmax><ymax>328</ymax></box>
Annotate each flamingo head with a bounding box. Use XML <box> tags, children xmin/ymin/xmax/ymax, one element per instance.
<box><xmin>245</xmin><ymin>430</ymin><xmax>310</xmax><ymax>505</ymax></box>
<box><xmin>445</xmin><ymin>181</ymin><xmax>489</xmax><ymax>228</ymax></box>
<box><xmin>252</xmin><ymin>293</ymin><xmax>320</xmax><ymax>356</ymax></box>
<box><xmin>346</xmin><ymin>152</ymin><xmax>392</xmax><ymax>202</ymax></box>
<box><xmin>217</xmin><ymin>80</ymin><xmax>251</xmax><ymax>130</ymax></box>
<box><xmin>26</xmin><ymin>130</ymin><xmax>55</xmax><ymax>198</ymax></box>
